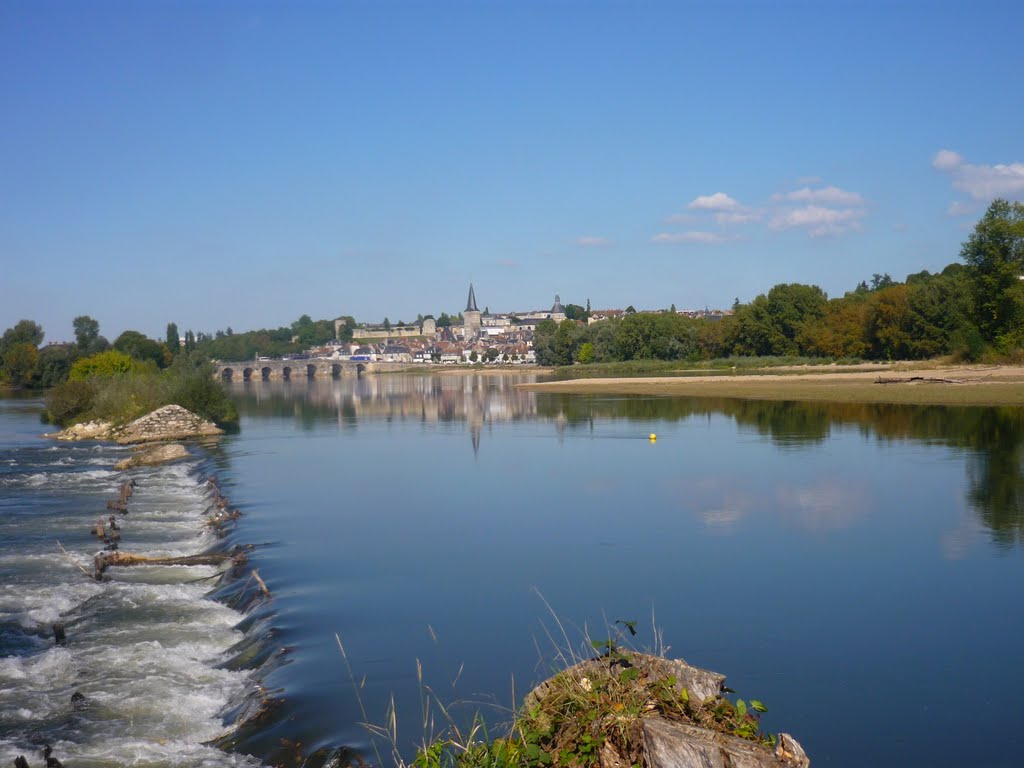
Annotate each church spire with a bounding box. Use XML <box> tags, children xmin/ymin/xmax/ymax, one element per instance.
<box><xmin>466</xmin><ymin>283</ymin><xmax>479</xmax><ymax>312</ymax></box>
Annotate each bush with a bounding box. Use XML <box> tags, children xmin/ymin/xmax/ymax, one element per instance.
<box><xmin>88</xmin><ymin>373</ymin><xmax>164</xmax><ymax>425</ymax></box>
<box><xmin>69</xmin><ymin>350</ymin><xmax>145</xmax><ymax>381</ymax></box>
<box><xmin>161</xmin><ymin>352</ymin><xmax>239</xmax><ymax>427</ymax></box>
<box><xmin>44</xmin><ymin>379</ymin><xmax>97</xmax><ymax>426</ymax></box>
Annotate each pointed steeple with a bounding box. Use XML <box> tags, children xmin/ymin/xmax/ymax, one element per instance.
<box><xmin>466</xmin><ymin>283</ymin><xmax>479</xmax><ymax>312</ymax></box>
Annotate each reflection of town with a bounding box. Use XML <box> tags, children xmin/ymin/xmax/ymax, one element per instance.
<box><xmin>232</xmin><ymin>374</ymin><xmax>546</xmax><ymax>455</ymax></box>
<box><xmin>232</xmin><ymin>378</ymin><xmax>1024</xmax><ymax>547</ymax></box>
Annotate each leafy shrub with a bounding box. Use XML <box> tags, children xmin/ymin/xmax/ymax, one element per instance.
<box><xmin>44</xmin><ymin>379</ymin><xmax>97</xmax><ymax>426</ymax></box>
<box><xmin>88</xmin><ymin>373</ymin><xmax>164</xmax><ymax>425</ymax></box>
<box><xmin>69</xmin><ymin>350</ymin><xmax>145</xmax><ymax>381</ymax></box>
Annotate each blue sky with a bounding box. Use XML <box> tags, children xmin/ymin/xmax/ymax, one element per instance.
<box><xmin>2</xmin><ymin>0</ymin><xmax>1022</xmax><ymax>342</ymax></box>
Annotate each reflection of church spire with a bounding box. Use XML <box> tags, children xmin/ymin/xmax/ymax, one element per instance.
<box><xmin>466</xmin><ymin>283</ymin><xmax>479</xmax><ymax>312</ymax></box>
<box><xmin>471</xmin><ymin>423</ymin><xmax>481</xmax><ymax>458</ymax></box>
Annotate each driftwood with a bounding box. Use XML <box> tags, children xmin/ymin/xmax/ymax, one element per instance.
<box><xmin>53</xmin><ymin>623</ymin><xmax>66</xmax><ymax>645</ymax></box>
<box><xmin>874</xmin><ymin>376</ymin><xmax>963</xmax><ymax>385</ymax></box>
<box><xmin>93</xmin><ymin>550</ymin><xmax>244</xmax><ymax>580</ymax></box>
<box><xmin>644</xmin><ymin>718</ymin><xmax>808</xmax><ymax>768</ymax></box>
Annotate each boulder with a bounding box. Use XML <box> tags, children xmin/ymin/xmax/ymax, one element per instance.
<box><xmin>45</xmin><ymin>420</ymin><xmax>115</xmax><ymax>441</ymax></box>
<box><xmin>114</xmin><ymin>443</ymin><xmax>190</xmax><ymax>470</ymax></box>
<box><xmin>115</xmin><ymin>405</ymin><xmax>223</xmax><ymax>444</ymax></box>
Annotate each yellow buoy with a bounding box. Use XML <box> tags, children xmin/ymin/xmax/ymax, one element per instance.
<box><xmin>649</xmin><ymin>433</ymin><xmax>657</xmax><ymax>441</ymax></box>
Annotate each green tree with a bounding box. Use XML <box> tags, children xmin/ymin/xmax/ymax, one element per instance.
<box><xmin>961</xmin><ymin>199</ymin><xmax>1024</xmax><ymax>347</ymax></box>
<box><xmin>73</xmin><ymin>316</ymin><xmax>100</xmax><ymax>351</ymax></box>
<box><xmin>3</xmin><ymin>342</ymin><xmax>39</xmax><ymax>386</ymax></box>
<box><xmin>576</xmin><ymin>341</ymin><xmax>595</xmax><ymax>364</ymax></box>
<box><xmin>113</xmin><ymin>330</ymin><xmax>166</xmax><ymax>367</ymax></box>
<box><xmin>383</xmin><ymin>317</ymin><xmax>391</xmax><ymax>331</ymax></box>
<box><xmin>36</xmin><ymin>344</ymin><xmax>77</xmax><ymax>388</ymax></box>
<box><xmin>1</xmin><ymin>319</ymin><xmax>44</xmax><ymax>351</ymax></box>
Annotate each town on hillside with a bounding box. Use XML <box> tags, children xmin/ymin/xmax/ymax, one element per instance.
<box><xmin>286</xmin><ymin>285</ymin><xmax>733</xmax><ymax>365</ymax></box>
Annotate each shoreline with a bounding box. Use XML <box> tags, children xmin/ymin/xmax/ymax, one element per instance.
<box><xmin>519</xmin><ymin>364</ymin><xmax>1024</xmax><ymax>406</ymax></box>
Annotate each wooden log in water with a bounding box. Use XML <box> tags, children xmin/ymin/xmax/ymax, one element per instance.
<box><xmin>93</xmin><ymin>550</ymin><xmax>244</xmax><ymax>580</ymax></box>
<box><xmin>53</xmin><ymin>623</ymin><xmax>66</xmax><ymax>645</ymax></box>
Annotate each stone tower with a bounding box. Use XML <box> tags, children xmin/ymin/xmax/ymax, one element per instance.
<box><xmin>550</xmin><ymin>294</ymin><xmax>566</xmax><ymax>323</ymax></box>
<box><xmin>463</xmin><ymin>283</ymin><xmax>482</xmax><ymax>340</ymax></box>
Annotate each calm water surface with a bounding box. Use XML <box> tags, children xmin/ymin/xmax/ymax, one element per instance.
<box><xmin>4</xmin><ymin>375</ymin><xmax>1024</xmax><ymax>768</ymax></box>
<box><xmin>221</xmin><ymin>374</ymin><xmax>1024</xmax><ymax>767</ymax></box>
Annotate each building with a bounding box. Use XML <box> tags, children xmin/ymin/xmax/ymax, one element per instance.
<box><xmin>463</xmin><ymin>283</ymin><xmax>482</xmax><ymax>340</ymax></box>
<box><xmin>550</xmin><ymin>294</ymin><xmax>566</xmax><ymax>323</ymax></box>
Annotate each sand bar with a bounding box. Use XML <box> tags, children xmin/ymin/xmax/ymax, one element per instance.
<box><xmin>520</xmin><ymin>364</ymin><xmax>1024</xmax><ymax>406</ymax></box>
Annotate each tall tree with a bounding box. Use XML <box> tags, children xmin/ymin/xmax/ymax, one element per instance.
<box><xmin>73</xmin><ymin>316</ymin><xmax>100</xmax><ymax>351</ymax></box>
<box><xmin>961</xmin><ymin>199</ymin><xmax>1024</xmax><ymax>346</ymax></box>
<box><xmin>166</xmin><ymin>322</ymin><xmax>179</xmax><ymax>350</ymax></box>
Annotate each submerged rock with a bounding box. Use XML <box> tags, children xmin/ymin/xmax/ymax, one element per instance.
<box><xmin>114</xmin><ymin>442</ymin><xmax>190</xmax><ymax>470</ymax></box>
<box><xmin>116</xmin><ymin>404</ymin><xmax>223</xmax><ymax>444</ymax></box>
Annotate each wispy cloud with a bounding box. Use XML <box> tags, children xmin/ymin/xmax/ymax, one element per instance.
<box><xmin>933</xmin><ymin>148</ymin><xmax>1024</xmax><ymax>210</ymax></box>
<box><xmin>652</xmin><ymin>231</ymin><xmax>740</xmax><ymax>244</ymax></box>
<box><xmin>768</xmin><ymin>205</ymin><xmax>866</xmax><ymax>238</ymax></box>
<box><xmin>687</xmin><ymin>192</ymin><xmax>743</xmax><ymax>211</ymax></box>
<box><xmin>495</xmin><ymin>258</ymin><xmax>519</xmax><ymax>268</ymax></box>
<box><xmin>576</xmin><ymin>235</ymin><xmax>610</xmax><ymax>247</ymax></box>
<box><xmin>773</xmin><ymin>185</ymin><xmax>864</xmax><ymax>206</ymax></box>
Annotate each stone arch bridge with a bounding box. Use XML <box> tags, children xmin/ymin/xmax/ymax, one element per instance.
<box><xmin>214</xmin><ymin>359</ymin><xmax>382</xmax><ymax>382</ymax></box>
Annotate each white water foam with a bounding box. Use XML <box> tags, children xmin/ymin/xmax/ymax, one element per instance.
<box><xmin>0</xmin><ymin>447</ymin><xmax>266</xmax><ymax>768</ymax></box>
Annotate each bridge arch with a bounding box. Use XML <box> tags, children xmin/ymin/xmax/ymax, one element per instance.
<box><xmin>356</xmin><ymin>363</ymin><xmax>367</xmax><ymax>377</ymax></box>
<box><xmin>221</xmin><ymin>367</ymin><xmax>234</xmax><ymax>381</ymax></box>
<box><xmin>331</xmin><ymin>364</ymin><xmax>342</xmax><ymax>379</ymax></box>
<box><xmin>261</xmin><ymin>366</ymin><xmax>271</xmax><ymax>381</ymax></box>
<box><xmin>282</xmin><ymin>366</ymin><xmax>292</xmax><ymax>380</ymax></box>
<box><xmin>307</xmin><ymin>364</ymin><xmax>318</xmax><ymax>379</ymax></box>
<box><xmin>242</xmin><ymin>367</ymin><xmax>254</xmax><ymax>381</ymax></box>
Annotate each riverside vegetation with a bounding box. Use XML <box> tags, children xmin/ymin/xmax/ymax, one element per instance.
<box><xmin>3</xmin><ymin>201</ymin><xmax>1022</xmax><ymax>391</ymax></box>
<box><xmin>43</xmin><ymin>349</ymin><xmax>237</xmax><ymax>429</ymax></box>
<box><xmin>532</xmin><ymin>199</ymin><xmax>1024</xmax><ymax>367</ymax></box>
<box><xmin>355</xmin><ymin>620</ymin><xmax>795</xmax><ymax>768</ymax></box>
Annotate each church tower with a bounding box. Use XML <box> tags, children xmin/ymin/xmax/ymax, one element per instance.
<box><xmin>463</xmin><ymin>283</ymin><xmax>482</xmax><ymax>340</ymax></box>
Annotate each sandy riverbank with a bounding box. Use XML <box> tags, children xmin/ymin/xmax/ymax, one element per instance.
<box><xmin>520</xmin><ymin>363</ymin><xmax>1024</xmax><ymax>406</ymax></box>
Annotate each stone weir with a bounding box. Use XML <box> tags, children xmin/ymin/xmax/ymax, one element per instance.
<box><xmin>47</xmin><ymin>404</ymin><xmax>223</xmax><ymax>445</ymax></box>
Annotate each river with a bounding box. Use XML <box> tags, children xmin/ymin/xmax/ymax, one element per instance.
<box><xmin>3</xmin><ymin>374</ymin><xmax>1024</xmax><ymax>767</ymax></box>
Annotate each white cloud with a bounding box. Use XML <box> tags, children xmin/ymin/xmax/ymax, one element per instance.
<box><xmin>576</xmin><ymin>235</ymin><xmax>609</xmax><ymax>247</ymax></box>
<box><xmin>774</xmin><ymin>185</ymin><xmax>864</xmax><ymax>206</ymax></box>
<box><xmin>687</xmin><ymin>192</ymin><xmax>742</xmax><ymax>211</ymax></box>
<box><xmin>652</xmin><ymin>231</ymin><xmax>740</xmax><ymax>244</ymax></box>
<box><xmin>681</xmin><ymin>192</ymin><xmax>758</xmax><ymax>225</ymax></box>
<box><xmin>932</xmin><ymin>149</ymin><xmax>964</xmax><ymax>171</ymax></box>
<box><xmin>769</xmin><ymin>205</ymin><xmax>866</xmax><ymax>237</ymax></box>
<box><xmin>934</xmin><ymin>148</ymin><xmax>1024</xmax><ymax>202</ymax></box>
<box><xmin>715</xmin><ymin>210</ymin><xmax>761</xmax><ymax>225</ymax></box>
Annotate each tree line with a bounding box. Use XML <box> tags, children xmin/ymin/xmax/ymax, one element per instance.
<box><xmin>534</xmin><ymin>199</ymin><xmax>1023</xmax><ymax>366</ymax></box>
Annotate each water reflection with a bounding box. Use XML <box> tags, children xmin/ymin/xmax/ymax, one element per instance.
<box><xmin>537</xmin><ymin>394</ymin><xmax>1024</xmax><ymax>548</ymax></box>
<box><xmin>229</xmin><ymin>377</ymin><xmax>1024</xmax><ymax>548</ymax></box>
